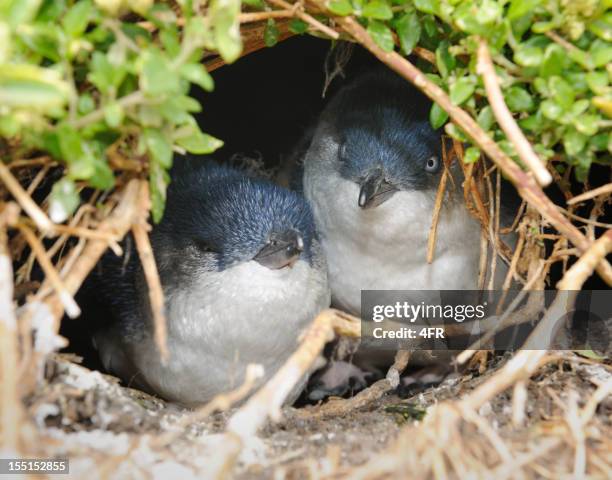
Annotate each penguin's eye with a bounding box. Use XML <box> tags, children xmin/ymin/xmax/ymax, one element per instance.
<box><xmin>425</xmin><ymin>156</ymin><xmax>440</xmax><ymax>173</ymax></box>
<box><xmin>195</xmin><ymin>239</ymin><xmax>218</xmax><ymax>254</ymax></box>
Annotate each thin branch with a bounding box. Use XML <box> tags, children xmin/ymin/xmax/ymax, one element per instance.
<box><xmin>0</xmin><ymin>209</ymin><xmax>22</xmax><ymax>452</ymax></box>
<box><xmin>567</xmin><ymin>183</ymin><xmax>612</xmax><ymax>205</ymax></box>
<box><xmin>68</xmin><ymin>91</ymin><xmax>145</xmax><ymax>129</ymax></box>
<box><xmin>427</xmin><ymin>162</ymin><xmax>449</xmax><ymax>263</ymax></box>
<box><xmin>477</xmin><ymin>39</ymin><xmax>552</xmax><ymax>187</ymax></box>
<box><xmin>267</xmin><ymin>0</ymin><xmax>339</xmax><ymax>39</ymax></box>
<box><xmin>0</xmin><ymin>162</ymin><xmax>54</xmax><ymax>234</ymax></box>
<box><xmin>557</xmin><ymin>230</ymin><xmax>612</xmax><ymax>290</ymax></box>
<box><xmin>298</xmin><ymin>350</ymin><xmax>410</xmax><ymax>420</ymax></box>
<box><xmin>17</xmin><ymin>223</ymin><xmax>81</xmax><ymax>318</ymax></box>
<box><xmin>240</xmin><ymin>9</ymin><xmax>295</xmax><ymax>22</ymax></box>
<box><xmin>131</xmin><ymin>182</ymin><xmax>169</xmax><ymax>361</ymax></box>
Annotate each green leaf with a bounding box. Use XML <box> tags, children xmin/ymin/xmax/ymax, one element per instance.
<box><xmin>327</xmin><ymin>0</ymin><xmax>353</xmax><ymax>16</ymax></box>
<box><xmin>435</xmin><ymin>40</ymin><xmax>455</xmax><ymax>78</ymax></box>
<box><xmin>570</xmin><ymin>99</ymin><xmax>590</xmax><ymax>117</ymax></box>
<box><xmin>0</xmin><ymin>64</ymin><xmax>70</xmax><ymax>111</ymax></box>
<box><xmin>540</xmin><ymin>99</ymin><xmax>562</xmax><ymax>120</ymax></box>
<box><xmin>450</xmin><ymin>77</ymin><xmax>475</xmax><ymax>105</ymax></box>
<box><xmin>445</xmin><ymin>123</ymin><xmax>468</xmax><ymax>142</ymax></box>
<box><xmin>549</xmin><ymin>76</ymin><xmax>574</xmax><ymax>110</ymax></box>
<box><xmin>429</xmin><ymin>102</ymin><xmax>448</xmax><ymax>129</ymax></box>
<box><xmin>211</xmin><ymin>0</ymin><xmax>242</xmax><ymax>63</ymax></box>
<box><xmin>149</xmin><ymin>159</ymin><xmax>170</xmax><ymax>223</ymax></box>
<box><xmin>363</xmin><ymin>1</ymin><xmax>393</xmax><ymax>20</ymax></box>
<box><xmin>78</xmin><ymin>94</ymin><xmax>95</xmax><ymax>114</ymax></box>
<box><xmin>103</xmin><ymin>102</ymin><xmax>124</xmax><ymax>128</ymax></box>
<box><xmin>63</xmin><ymin>0</ymin><xmax>92</xmax><ymax>38</ymax></box>
<box><xmin>89</xmin><ymin>159</ymin><xmax>114</xmax><ymax>190</ymax></box>
<box><xmin>49</xmin><ymin>178</ymin><xmax>80</xmax><ymax>223</ymax></box>
<box><xmin>0</xmin><ymin>79</ymin><xmax>68</xmax><ymax>110</ymax></box>
<box><xmin>588</xmin><ymin>14</ymin><xmax>612</xmax><ymax>42</ymax></box>
<box><xmin>507</xmin><ymin>0</ymin><xmax>542</xmax><ymax>20</ymax></box>
<box><xmin>413</xmin><ymin>0</ymin><xmax>439</xmax><ymax>15</ymax></box>
<box><xmin>289</xmin><ymin>19</ymin><xmax>309</xmax><ymax>34</ymax></box>
<box><xmin>514</xmin><ymin>45</ymin><xmax>543</xmax><ymax>67</ymax></box>
<box><xmin>242</xmin><ymin>0</ymin><xmax>264</xmax><ymax>7</ymax></box>
<box><xmin>573</xmin><ymin>114</ymin><xmax>599</xmax><ymax>136</ymax></box>
<box><xmin>144</xmin><ymin>129</ymin><xmax>173</xmax><ymax>169</ymax></box>
<box><xmin>88</xmin><ymin>52</ymin><xmax>126</xmax><ymax>94</ymax></box>
<box><xmin>504</xmin><ymin>86</ymin><xmax>534</xmax><ymax>112</ymax></box>
<box><xmin>57</xmin><ymin>124</ymin><xmax>95</xmax><ymax>180</ymax></box>
<box><xmin>6</xmin><ymin>0</ymin><xmax>42</xmax><ymax>27</ymax></box>
<box><xmin>563</xmin><ymin>128</ymin><xmax>587</xmax><ymax>156</ymax></box>
<box><xmin>575</xmin><ymin>350</ymin><xmax>606</xmax><ymax>360</ymax></box>
<box><xmin>396</xmin><ymin>11</ymin><xmax>421</xmax><ymax>55</ymax></box>
<box><xmin>367</xmin><ymin>21</ymin><xmax>394</xmax><ymax>52</ymax></box>
<box><xmin>175</xmin><ymin>128</ymin><xmax>223</xmax><ymax>154</ymax></box>
<box><xmin>476</xmin><ymin>0</ymin><xmax>502</xmax><ymax>25</ymax></box>
<box><xmin>464</xmin><ymin>146</ymin><xmax>481</xmax><ymax>164</ymax></box>
<box><xmin>179</xmin><ymin>63</ymin><xmax>214</xmax><ymax>91</ymax></box>
<box><xmin>0</xmin><ymin>114</ymin><xmax>20</xmax><ymax>137</ymax></box>
<box><xmin>539</xmin><ymin>44</ymin><xmax>565</xmax><ymax>78</ymax></box>
<box><xmin>590</xmin><ymin>39</ymin><xmax>612</xmax><ymax>68</ymax></box>
<box><xmin>477</xmin><ymin>106</ymin><xmax>495</xmax><ymax>131</ymax></box>
<box><xmin>264</xmin><ymin>18</ymin><xmax>279</xmax><ymax>47</ymax></box>
<box><xmin>586</xmin><ymin>71</ymin><xmax>608</xmax><ymax>95</ymax></box>
<box><xmin>140</xmin><ymin>48</ymin><xmax>180</xmax><ymax>97</ymax></box>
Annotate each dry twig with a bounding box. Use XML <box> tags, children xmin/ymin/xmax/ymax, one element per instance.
<box><xmin>131</xmin><ymin>181</ymin><xmax>169</xmax><ymax>360</ymax></box>
<box><xmin>477</xmin><ymin>40</ymin><xmax>552</xmax><ymax>187</ymax></box>
<box><xmin>0</xmin><ymin>206</ymin><xmax>22</xmax><ymax>452</ymax></box>
<box><xmin>267</xmin><ymin>0</ymin><xmax>339</xmax><ymax>39</ymax></box>
<box><xmin>17</xmin><ymin>223</ymin><xmax>81</xmax><ymax>319</ymax></box>
<box><xmin>567</xmin><ymin>182</ymin><xmax>612</xmax><ymax>205</ymax></box>
<box><xmin>0</xmin><ymin>162</ymin><xmax>54</xmax><ymax>234</ymax></box>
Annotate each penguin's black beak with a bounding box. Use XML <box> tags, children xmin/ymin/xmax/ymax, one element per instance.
<box><xmin>358</xmin><ymin>170</ymin><xmax>398</xmax><ymax>209</ymax></box>
<box><xmin>254</xmin><ymin>230</ymin><xmax>304</xmax><ymax>269</ymax></box>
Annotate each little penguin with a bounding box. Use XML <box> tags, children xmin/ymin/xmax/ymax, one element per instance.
<box><xmin>302</xmin><ymin>70</ymin><xmax>482</xmax><ymax>315</ymax></box>
<box><xmin>87</xmin><ymin>159</ymin><xmax>330</xmax><ymax>407</ymax></box>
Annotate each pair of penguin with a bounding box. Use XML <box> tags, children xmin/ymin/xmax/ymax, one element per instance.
<box><xmin>87</xmin><ymin>70</ymin><xmax>483</xmax><ymax>406</ymax></box>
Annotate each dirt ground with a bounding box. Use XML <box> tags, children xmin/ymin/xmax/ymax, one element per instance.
<box><xmin>21</xmin><ymin>351</ymin><xmax>611</xmax><ymax>479</ymax></box>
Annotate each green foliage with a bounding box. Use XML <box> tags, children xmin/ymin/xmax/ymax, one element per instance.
<box><xmin>325</xmin><ymin>0</ymin><xmax>611</xmax><ymax>181</ymax></box>
<box><xmin>0</xmin><ymin>0</ymin><xmax>229</xmax><ymax>222</ymax></box>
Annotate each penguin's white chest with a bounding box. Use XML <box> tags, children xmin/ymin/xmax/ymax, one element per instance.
<box><xmin>312</xmin><ymin>184</ymin><xmax>481</xmax><ymax>314</ymax></box>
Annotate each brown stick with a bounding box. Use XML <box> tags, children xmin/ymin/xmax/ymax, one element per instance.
<box><xmin>477</xmin><ymin>40</ymin><xmax>552</xmax><ymax>187</ymax></box>
<box><xmin>267</xmin><ymin>0</ymin><xmax>339</xmax><ymax>39</ymax></box>
<box><xmin>427</xmin><ymin>165</ymin><xmax>449</xmax><ymax>263</ymax></box>
<box><xmin>299</xmin><ymin>350</ymin><xmax>410</xmax><ymax>419</ymax></box>
<box><xmin>567</xmin><ymin>183</ymin><xmax>612</xmax><ymax>205</ymax></box>
<box><xmin>321</xmin><ymin>12</ymin><xmax>612</xmax><ymax>286</ymax></box>
<box><xmin>240</xmin><ymin>9</ymin><xmax>295</xmax><ymax>22</ymax></box>
<box><xmin>131</xmin><ymin>182</ymin><xmax>169</xmax><ymax>361</ymax></box>
<box><xmin>0</xmin><ymin>162</ymin><xmax>54</xmax><ymax>234</ymax></box>
<box><xmin>557</xmin><ymin>230</ymin><xmax>612</xmax><ymax>290</ymax></box>
<box><xmin>0</xmin><ymin>211</ymin><xmax>22</xmax><ymax>452</ymax></box>
<box><xmin>17</xmin><ymin>223</ymin><xmax>81</xmax><ymax>318</ymax></box>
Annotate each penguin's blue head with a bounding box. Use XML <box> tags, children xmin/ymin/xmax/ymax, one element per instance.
<box><xmin>324</xmin><ymin>71</ymin><xmax>444</xmax><ymax>209</ymax></box>
<box><xmin>154</xmin><ymin>161</ymin><xmax>317</xmax><ymax>274</ymax></box>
